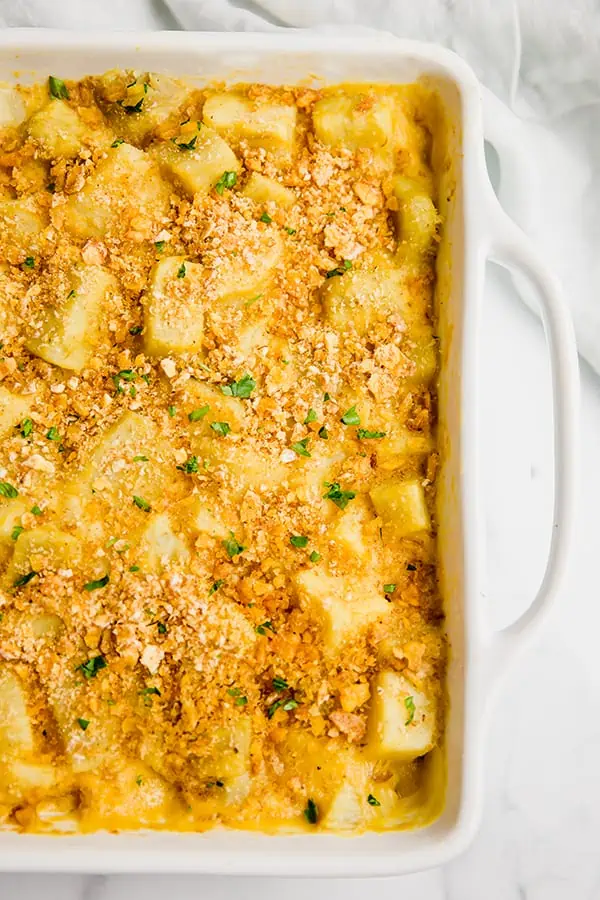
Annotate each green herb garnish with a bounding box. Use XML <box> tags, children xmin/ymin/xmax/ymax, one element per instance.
<box><xmin>221</xmin><ymin>374</ymin><xmax>255</xmax><ymax>399</ymax></box>
<box><xmin>173</xmin><ymin>134</ymin><xmax>197</xmax><ymax>151</ymax></box>
<box><xmin>323</xmin><ymin>481</ymin><xmax>356</xmax><ymax>510</ymax></box>
<box><xmin>139</xmin><ymin>686</ymin><xmax>161</xmax><ymax>697</ymax></box>
<box><xmin>325</xmin><ymin>259</ymin><xmax>352</xmax><ymax>279</ymax></box>
<box><xmin>77</xmin><ymin>717</ymin><xmax>90</xmax><ymax>731</ymax></box>
<box><xmin>20</xmin><ymin>418</ymin><xmax>33</xmax><ymax>438</ymax></box>
<box><xmin>11</xmin><ymin>525</ymin><xmax>24</xmax><ymax>541</ymax></box>
<box><xmin>177</xmin><ymin>456</ymin><xmax>199</xmax><ymax>474</ymax></box>
<box><xmin>272</xmin><ymin>677</ymin><xmax>288</xmax><ymax>691</ymax></box>
<box><xmin>133</xmin><ymin>495</ymin><xmax>151</xmax><ymax>512</ymax></box>
<box><xmin>48</xmin><ymin>76</ymin><xmax>69</xmax><ymax>100</ymax></box>
<box><xmin>46</xmin><ymin>426</ymin><xmax>61</xmax><ymax>441</ymax></box>
<box><xmin>285</xmin><ymin>227</ymin><xmax>296</xmax><ymax>235</ymax></box>
<box><xmin>168</xmin><ymin>405</ymin><xmax>177</xmax><ymax>418</ymax></box>
<box><xmin>309</xmin><ymin>551</ymin><xmax>321</xmax><ymax>563</ymax></box>
<box><xmin>31</xmin><ymin>505</ymin><xmax>42</xmax><ymax>516</ymax></box>
<box><xmin>157</xmin><ymin>622</ymin><xmax>167</xmax><ymax>635</ymax></box>
<box><xmin>223</xmin><ymin>532</ymin><xmax>245</xmax><ymax>558</ymax></box>
<box><xmin>260</xmin><ymin>212</ymin><xmax>272</xmax><ymax>224</ymax></box>
<box><xmin>129</xmin><ymin>325</ymin><xmax>143</xmax><ymax>335</ymax></box>
<box><xmin>22</xmin><ymin>256</ymin><xmax>35</xmax><ymax>270</ymax></box>
<box><xmin>304</xmin><ymin>798</ymin><xmax>318</xmax><ymax>825</ymax></box>
<box><xmin>129</xmin><ymin>565</ymin><xmax>140</xmax><ymax>572</ymax></box>
<box><xmin>215</xmin><ymin>170</ymin><xmax>237</xmax><ymax>195</ymax></box>
<box><xmin>208</xmin><ymin>579</ymin><xmax>225</xmax><ymax>596</ymax></box>
<box><xmin>210</xmin><ymin>421</ymin><xmax>231</xmax><ymax>437</ymax></box>
<box><xmin>291</xmin><ymin>437</ymin><xmax>311</xmax><ymax>458</ymax></box>
<box><xmin>234</xmin><ymin>695</ymin><xmax>248</xmax><ymax>706</ymax></box>
<box><xmin>13</xmin><ymin>570</ymin><xmax>36</xmax><ymax>588</ymax></box>
<box><xmin>83</xmin><ymin>574</ymin><xmax>109</xmax><ymax>592</ymax></box>
<box><xmin>367</xmin><ymin>794</ymin><xmax>381</xmax><ymax>807</ymax></box>
<box><xmin>0</xmin><ymin>482</ymin><xmax>18</xmax><ymax>499</ymax></box>
<box><xmin>111</xmin><ymin>138</ymin><xmax>124</xmax><ymax>147</ymax></box>
<box><xmin>383</xmin><ymin>584</ymin><xmax>396</xmax><ymax>594</ymax></box>
<box><xmin>357</xmin><ymin>429</ymin><xmax>386</xmax><ymax>439</ymax></box>
<box><xmin>317</xmin><ymin>426</ymin><xmax>328</xmax><ymax>440</ymax></box>
<box><xmin>255</xmin><ymin>621</ymin><xmax>275</xmax><ymax>636</ymax></box>
<box><xmin>340</xmin><ymin>405</ymin><xmax>360</xmax><ymax>426</ymax></box>
<box><xmin>136</xmin><ymin>775</ymin><xmax>143</xmax><ymax>786</ymax></box>
<box><xmin>304</xmin><ymin>408</ymin><xmax>317</xmax><ymax>425</ymax></box>
<box><xmin>188</xmin><ymin>405</ymin><xmax>210</xmax><ymax>422</ymax></box>
<box><xmin>76</xmin><ymin>655</ymin><xmax>107</xmax><ymax>679</ymax></box>
<box><xmin>177</xmin><ymin>262</ymin><xmax>187</xmax><ymax>278</ymax></box>
<box><xmin>290</xmin><ymin>535</ymin><xmax>308</xmax><ymax>548</ymax></box>
<box><xmin>154</xmin><ymin>240</ymin><xmax>166</xmax><ymax>252</ymax></box>
<box><xmin>404</xmin><ymin>695</ymin><xmax>416</xmax><ymax>726</ymax></box>
<box><xmin>133</xmin><ymin>455</ymin><xmax>148</xmax><ymax>462</ymax></box>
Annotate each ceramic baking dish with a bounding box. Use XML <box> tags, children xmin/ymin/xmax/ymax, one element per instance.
<box><xmin>0</xmin><ymin>29</ymin><xmax>579</xmax><ymax>876</ymax></box>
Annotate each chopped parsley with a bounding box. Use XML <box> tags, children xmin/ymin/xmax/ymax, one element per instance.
<box><xmin>325</xmin><ymin>259</ymin><xmax>352</xmax><ymax>279</ymax></box>
<box><xmin>111</xmin><ymin>138</ymin><xmax>124</xmax><ymax>147</ymax></box>
<box><xmin>154</xmin><ymin>240</ymin><xmax>166</xmax><ymax>252</ymax></box>
<box><xmin>133</xmin><ymin>455</ymin><xmax>148</xmax><ymax>462</ymax></box>
<box><xmin>404</xmin><ymin>695</ymin><xmax>416</xmax><ymax>726</ymax></box>
<box><xmin>291</xmin><ymin>437</ymin><xmax>311</xmax><ymax>458</ymax></box>
<box><xmin>120</xmin><ymin>82</ymin><xmax>148</xmax><ymax>113</ymax></box>
<box><xmin>323</xmin><ymin>481</ymin><xmax>356</xmax><ymax>510</ymax></box>
<box><xmin>139</xmin><ymin>686</ymin><xmax>161</xmax><ymax>697</ymax></box>
<box><xmin>383</xmin><ymin>584</ymin><xmax>396</xmax><ymax>594</ymax></box>
<box><xmin>136</xmin><ymin>775</ymin><xmax>143</xmax><ymax>786</ymax></box>
<box><xmin>13</xmin><ymin>570</ymin><xmax>37</xmax><ymax>588</ymax></box>
<box><xmin>172</xmin><ymin>134</ymin><xmax>198</xmax><ymax>151</ymax></box>
<box><xmin>48</xmin><ymin>75</ymin><xmax>69</xmax><ymax>100</ymax></box>
<box><xmin>221</xmin><ymin>374</ymin><xmax>255</xmax><ymax>399</ymax></box>
<box><xmin>77</xmin><ymin>717</ymin><xmax>90</xmax><ymax>731</ymax></box>
<box><xmin>215</xmin><ymin>170</ymin><xmax>237</xmax><ymax>194</ymax></box>
<box><xmin>223</xmin><ymin>532</ymin><xmax>245</xmax><ymax>558</ymax></box>
<box><xmin>234</xmin><ymin>695</ymin><xmax>248</xmax><ymax>707</ymax></box>
<box><xmin>255</xmin><ymin>621</ymin><xmax>275</xmax><ymax>636</ymax></box>
<box><xmin>188</xmin><ymin>405</ymin><xmax>210</xmax><ymax>422</ymax></box>
<box><xmin>304</xmin><ymin>408</ymin><xmax>317</xmax><ymax>425</ymax></box>
<box><xmin>46</xmin><ymin>426</ymin><xmax>61</xmax><ymax>441</ymax></box>
<box><xmin>31</xmin><ymin>505</ymin><xmax>42</xmax><ymax>516</ymax></box>
<box><xmin>11</xmin><ymin>525</ymin><xmax>24</xmax><ymax>542</ymax></box>
<box><xmin>76</xmin><ymin>655</ymin><xmax>107</xmax><ymax>679</ymax></box>
<box><xmin>260</xmin><ymin>211</ymin><xmax>272</xmax><ymax>224</ymax></box>
<box><xmin>177</xmin><ymin>456</ymin><xmax>199</xmax><ymax>474</ymax></box>
<box><xmin>168</xmin><ymin>405</ymin><xmax>177</xmax><ymax>418</ymax></box>
<box><xmin>0</xmin><ymin>482</ymin><xmax>18</xmax><ymax>499</ymax></box>
<box><xmin>267</xmin><ymin>697</ymin><xmax>299</xmax><ymax>718</ymax></box>
<box><xmin>133</xmin><ymin>495</ymin><xmax>151</xmax><ymax>512</ymax></box>
<box><xmin>318</xmin><ymin>425</ymin><xmax>328</xmax><ymax>440</ymax></box>
<box><xmin>83</xmin><ymin>574</ymin><xmax>109</xmax><ymax>592</ymax></box>
<box><xmin>309</xmin><ymin>550</ymin><xmax>321</xmax><ymax>563</ymax></box>
<box><xmin>290</xmin><ymin>535</ymin><xmax>309</xmax><ymax>548</ymax></box>
<box><xmin>367</xmin><ymin>794</ymin><xmax>381</xmax><ymax>807</ymax></box>
<box><xmin>113</xmin><ymin>369</ymin><xmax>136</xmax><ymax>393</ymax></box>
<box><xmin>285</xmin><ymin>226</ymin><xmax>296</xmax><ymax>235</ymax></box>
<box><xmin>177</xmin><ymin>262</ymin><xmax>187</xmax><ymax>278</ymax></box>
<box><xmin>129</xmin><ymin>565</ymin><xmax>140</xmax><ymax>573</ymax></box>
<box><xmin>340</xmin><ymin>405</ymin><xmax>360</xmax><ymax>426</ymax></box>
<box><xmin>20</xmin><ymin>418</ymin><xmax>33</xmax><ymax>438</ymax></box>
<box><xmin>157</xmin><ymin>622</ymin><xmax>167</xmax><ymax>635</ymax></box>
<box><xmin>272</xmin><ymin>677</ymin><xmax>288</xmax><ymax>691</ymax></box>
<box><xmin>357</xmin><ymin>429</ymin><xmax>386</xmax><ymax>439</ymax></box>
<box><xmin>244</xmin><ymin>293</ymin><xmax>263</xmax><ymax>308</ymax></box>
<box><xmin>22</xmin><ymin>256</ymin><xmax>35</xmax><ymax>270</ymax></box>
<box><xmin>323</xmin><ymin>392</ymin><xmax>331</xmax><ymax>402</ymax></box>
<box><xmin>129</xmin><ymin>325</ymin><xmax>143</xmax><ymax>335</ymax></box>
<box><xmin>304</xmin><ymin>798</ymin><xmax>318</xmax><ymax>825</ymax></box>
<box><xmin>208</xmin><ymin>579</ymin><xmax>225</xmax><ymax>596</ymax></box>
<box><xmin>210</xmin><ymin>421</ymin><xmax>231</xmax><ymax>437</ymax></box>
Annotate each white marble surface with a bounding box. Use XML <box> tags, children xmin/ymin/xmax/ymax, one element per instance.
<box><xmin>1</xmin><ymin>263</ymin><xmax>597</xmax><ymax>899</ymax></box>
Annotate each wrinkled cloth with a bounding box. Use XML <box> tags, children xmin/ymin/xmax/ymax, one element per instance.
<box><xmin>1</xmin><ymin>0</ymin><xmax>598</xmax><ymax>371</ymax></box>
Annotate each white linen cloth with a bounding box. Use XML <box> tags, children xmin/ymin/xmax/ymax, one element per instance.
<box><xmin>1</xmin><ymin>0</ymin><xmax>598</xmax><ymax>372</ymax></box>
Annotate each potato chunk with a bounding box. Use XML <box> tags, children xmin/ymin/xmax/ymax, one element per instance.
<box><xmin>369</xmin><ymin>479</ymin><xmax>430</xmax><ymax>537</ymax></box>
<box><xmin>26</xmin><ymin>265</ymin><xmax>118</xmax><ymax>372</ymax></box>
<box><xmin>203</xmin><ymin>93</ymin><xmax>296</xmax><ymax>161</ymax></box>
<box><xmin>153</xmin><ymin>124</ymin><xmax>240</xmax><ymax>198</ymax></box>
<box><xmin>391</xmin><ymin>175</ymin><xmax>439</xmax><ymax>265</ymax></box>
<box><xmin>368</xmin><ymin>670</ymin><xmax>435</xmax><ymax>761</ymax></box>
<box><xmin>143</xmin><ymin>256</ymin><xmax>204</xmax><ymax>357</ymax></box>
<box><xmin>27</xmin><ymin>100</ymin><xmax>88</xmax><ymax>159</ymax></box>
<box><xmin>4</xmin><ymin>527</ymin><xmax>82</xmax><ymax>587</ymax></box>
<box><xmin>0</xmin><ymin>198</ymin><xmax>47</xmax><ymax>260</ymax></box>
<box><xmin>321</xmin><ymin>250</ymin><xmax>404</xmax><ymax>336</ymax></box>
<box><xmin>0</xmin><ymin>386</ymin><xmax>30</xmax><ymax>438</ymax></box>
<box><xmin>138</xmin><ymin>513</ymin><xmax>189</xmax><ymax>574</ymax></box>
<box><xmin>313</xmin><ymin>92</ymin><xmax>404</xmax><ymax>152</ymax></box>
<box><xmin>294</xmin><ymin>567</ymin><xmax>390</xmax><ymax>651</ymax></box>
<box><xmin>241</xmin><ymin>172</ymin><xmax>295</xmax><ymax>209</ymax></box>
<box><xmin>101</xmin><ymin>72</ymin><xmax>194</xmax><ymax>144</ymax></box>
<box><xmin>0</xmin><ymin>667</ymin><xmax>33</xmax><ymax>754</ymax></box>
<box><xmin>63</xmin><ymin>142</ymin><xmax>170</xmax><ymax>240</ymax></box>
<box><xmin>0</xmin><ymin>85</ymin><xmax>26</xmax><ymax>128</ymax></box>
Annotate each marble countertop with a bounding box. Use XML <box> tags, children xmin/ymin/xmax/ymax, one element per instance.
<box><xmin>1</xmin><ymin>263</ymin><xmax>596</xmax><ymax>900</ymax></box>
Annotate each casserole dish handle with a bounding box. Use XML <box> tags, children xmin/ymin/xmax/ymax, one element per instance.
<box><xmin>481</xmin><ymin>108</ymin><xmax>580</xmax><ymax>683</ymax></box>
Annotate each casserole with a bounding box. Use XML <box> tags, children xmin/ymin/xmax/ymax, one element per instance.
<box><xmin>0</xmin><ymin>29</ymin><xmax>579</xmax><ymax>875</ymax></box>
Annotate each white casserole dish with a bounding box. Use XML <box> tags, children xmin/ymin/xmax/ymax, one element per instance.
<box><xmin>0</xmin><ymin>29</ymin><xmax>579</xmax><ymax>876</ymax></box>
